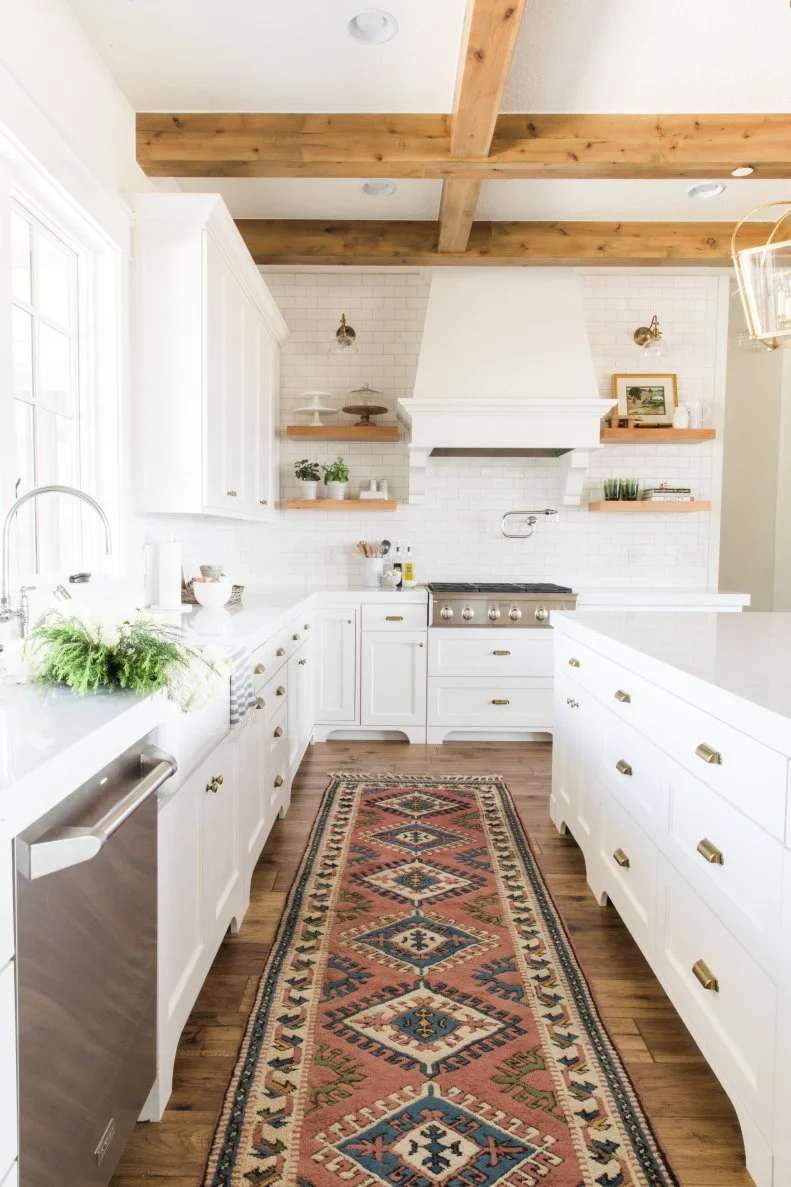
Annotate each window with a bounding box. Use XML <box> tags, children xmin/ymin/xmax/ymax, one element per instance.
<box><xmin>10</xmin><ymin>202</ymin><xmax>83</xmax><ymax>575</ymax></box>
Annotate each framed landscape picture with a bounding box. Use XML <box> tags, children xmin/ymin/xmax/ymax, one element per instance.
<box><xmin>612</xmin><ymin>373</ymin><xmax>678</xmax><ymax>426</ymax></box>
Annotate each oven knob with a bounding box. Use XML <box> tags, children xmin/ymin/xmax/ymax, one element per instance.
<box><xmin>462</xmin><ymin>606</ymin><xmax>475</xmax><ymax>621</ymax></box>
<box><xmin>535</xmin><ymin>606</ymin><xmax>549</xmax><ymax>623</ymax></box>
<box><xmin>440</xmin><ymin>605</ymin><xmax>454</xmax><ymax>621</ymax></box>
<box><xmin>509</xmin><ymin>606</ymin><xmax>522</xmax><ymax>621</ymax></box>
<box><xmin>488</xmin><ymin>606</ymin><xmax>501</xmax><ymax>621</ymax></box>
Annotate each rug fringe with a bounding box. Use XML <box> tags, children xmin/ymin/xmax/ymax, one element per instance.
<box><xmin>328</xmin><ymin>770</ymin><xmax>505</xmax><ymax>782</ymax></box>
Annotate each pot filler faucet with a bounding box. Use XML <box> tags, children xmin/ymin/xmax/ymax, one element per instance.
<box><xmin>0</xmin><ymin>485</ymin><xmax>113</xmax><ymax>637</ymax></box>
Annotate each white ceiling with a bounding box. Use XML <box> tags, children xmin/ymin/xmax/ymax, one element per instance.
<box><xmin>176</xmin><ymin>177</ymin><xmax>444</xmax><ymax>220</ymax></box>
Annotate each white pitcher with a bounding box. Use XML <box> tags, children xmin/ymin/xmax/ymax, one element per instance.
<box><xmin>681</xmin><ymin>401</ymin><xmax>711</xmax><ymax>429</ymax></box>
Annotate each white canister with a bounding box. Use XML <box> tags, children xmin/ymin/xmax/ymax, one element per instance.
<box><xmin>672</xmin><ymin>405</ymin><xmax>690</xmax><ymax>430</ymax></box>
<box><xmin>326</xmin><ymin>481</ymin><xmax>347</xmax><ymax>501</ymax></box>
<box><xmin>681</xmin><ymin>401</ymin><xmax>711</xmax><ymax>429</ymax></box>
<box><xmin>362</xmin><ymin>558</ymin><xmax>384</xmax><ymax>588</ymax></box>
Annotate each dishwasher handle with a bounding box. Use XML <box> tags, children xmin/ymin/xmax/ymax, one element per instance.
<box><xmin>20</xmin><ymin>745</ymin><xmax>177</xmax><ymax>880</ymax></box>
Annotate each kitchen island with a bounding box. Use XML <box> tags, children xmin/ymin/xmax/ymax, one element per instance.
<box><xmin>551</xmin><ymin>610</ymin><xmax>791</xmax><ymax>1187</ymax></box>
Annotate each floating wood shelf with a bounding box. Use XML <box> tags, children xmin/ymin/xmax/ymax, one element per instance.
<box><xmin>285</xmin><ymin>499</ymin><xmax>398</xmax><ymax>511</ymax></box>
<box><xmin>286</xmin><ymin>425</ymin><xmax>400</xmax><ymax>441</ymax></box>
<box><xmin>601</xmin><ymin>428</ymin><xmax>715</xmax><ymax>443</ymax></box>
<box><xmin>588</xmin><ymin>500</ymin><xmax>712</xmax><ymax>513</ymax></box>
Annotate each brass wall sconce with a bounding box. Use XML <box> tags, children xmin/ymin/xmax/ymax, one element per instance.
<box><xmin>330</xmin><ymin>313</ymin><xmax>358</xmax><ymax>354</ymax></box>
<box><xmin>633</xmin><ymin>314</ymin><xmax>666</xmax><ymax>359</ymax></box>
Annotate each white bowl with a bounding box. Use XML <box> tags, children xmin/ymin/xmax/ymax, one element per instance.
<box><xmin>192</xmin><ymin>579</ymin><xmax>232</xmax><ymax>609</ymax></box>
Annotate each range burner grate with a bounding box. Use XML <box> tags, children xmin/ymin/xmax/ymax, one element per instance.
<box><xmin>428</xmin><ymin>582</ymin><xmax>573</xmax><ymax>595</ymax></box>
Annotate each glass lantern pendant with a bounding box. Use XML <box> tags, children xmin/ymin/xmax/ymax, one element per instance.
<box><xmin>733</xmin><ymin>200</ymin><xmax>791</xmax><ymax>350</ymax></box>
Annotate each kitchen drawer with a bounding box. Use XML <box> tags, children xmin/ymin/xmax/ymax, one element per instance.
<box><xmin>599</xmin><ymin>793</ymin><xmax>657</xmax><ymax>953</ymax></box>
<box><xmin>427</xmin><ymin>679</ymin><xmax>553</xmax><ymax>730</ymax></box>
<box><xmin>656</xmin><ymin>856</ymin><xmax>776</xmax><ymax>1135</ymax></box>
<box><xmin>287</xmin><ymin>615</ymin><xmax>314</xmax><ymax>655</ymax></box>
<box><xmin>430</xmin><ymin>629</ymin><xmax>553</xmax><ymax>680</ymax></box>
<box><xmin>553</xmin><ymin>634</ymin><xmax>604</xmax><ymax>695</ymax></box>
<box><xmin>599</xmin><ymin>710</ymin><xmax>668</xmax><ymax>837</ymax></box>
<box><xmin>261</xmin><ymin>669</ymin><xmax>288</xmax><ymax>725</ymax></box>
<box><xmin>0</xmin><ymin>962</ymin><xmax>16</xmax><ymax>1177</ymax></box>
<box><xmin>664</xmin><ymin>757</ymin><xmax>783</xmax><ymax>977</ymax></box>
<box><xmin>250</xmin><ymin>628</ymin><xmax>291</xmax><ymax>688</ymax></box>
<box><xmin>267</xmin><ymin>709</ymin><xmax>290</xmax><ymax>814</ymax></box>
<box><xmin>362</xmin><ymin>603</ymin><xmax>427</xmax><ymax>631</ymax></box>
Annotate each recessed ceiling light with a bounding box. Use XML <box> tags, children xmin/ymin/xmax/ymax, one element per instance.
<box><xmin>731</xmin><ymin>166</ymin><xmax>755</xmax><ymax>177</ymax></box>
<box><xmin>348</xmin><ymin>9</ymin><xmax>398</xmax><ymax>43</ymax></box>
<box><xmin>361</xmin><ymin>180</ymin><xmax>397</xmax><ymax>196</ymax></box>
<box><xmin>687</xmin><ymin>182</ymin><xmax>726</xmax><ymax>200</ymax></box>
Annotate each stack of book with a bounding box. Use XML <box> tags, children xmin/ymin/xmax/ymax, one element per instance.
<box><xmin>641</xmin><ymin>485</ymin><xmax>694</xmax><ymax>503</ymax></box>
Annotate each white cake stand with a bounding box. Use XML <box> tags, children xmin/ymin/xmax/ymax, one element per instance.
<box><xmin>294</xmin><ymin>391</ymin><xmax>336</xmax><ymax>426</ymax></box>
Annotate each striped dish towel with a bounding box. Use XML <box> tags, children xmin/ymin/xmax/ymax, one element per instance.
<box><xmin>228</xmin><ymin>645</ymin><xmax>257</xmax><ymax>726</ymax></box>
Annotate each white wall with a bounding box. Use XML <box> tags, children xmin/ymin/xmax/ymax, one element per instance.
<box><xmin>143</xmin><ymin>268</ymin><xmax>729</xmax><ymax>592</ymax></box>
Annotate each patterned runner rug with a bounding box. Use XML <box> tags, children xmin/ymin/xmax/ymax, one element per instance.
<box><xmin>204</xmin><ymin>773</ymin><xmax>677</xmax><ymax>1187</ymax></box>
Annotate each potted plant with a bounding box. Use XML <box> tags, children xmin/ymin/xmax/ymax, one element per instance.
<box><xmin>323</xmin><ymin>456</ymin><xmax>350</xmax><ymax>501</ymax></box>
<box><xmin>294</xmin><ymin>458</ymin><xmax>321</xmax><ymax>500</ymax></box>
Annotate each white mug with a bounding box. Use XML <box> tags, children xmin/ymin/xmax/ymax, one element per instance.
<box><xmin>681</xmin><ymin>401</ymin><xmax>711</xmax><ymax>429</ymax></box>
<box><xmin>672</xmin><ymin>406</ymin><xmax>690</xmax><ymax>429</ymax></box>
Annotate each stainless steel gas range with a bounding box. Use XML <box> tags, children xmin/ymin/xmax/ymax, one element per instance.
<box><xmin>427</xmin><ymin>582</ymin><xmax>578</xmax><ymax>628</ymax></box>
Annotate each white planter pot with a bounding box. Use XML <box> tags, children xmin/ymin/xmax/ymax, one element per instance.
<box><xmin>299</xmin><ymin>480</ymin><xmax>319</xmax><ymax>500</ymax></box>
<box><xmin>326</xmin><ymin>481</ymin><xmax>347</xmax><ymax>500</ymax></box>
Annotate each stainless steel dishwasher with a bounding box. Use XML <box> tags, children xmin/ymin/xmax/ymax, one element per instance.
<box><xmin>14</xmin><ymin>732</ymin><xmax>177</xmax><ymax>1187</ymax></box>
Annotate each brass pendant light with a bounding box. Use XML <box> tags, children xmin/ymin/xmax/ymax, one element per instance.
<box><xmin>732</xmin><ymin>200</ymin><xmax>791</xmax><ymax>351</ymax></box>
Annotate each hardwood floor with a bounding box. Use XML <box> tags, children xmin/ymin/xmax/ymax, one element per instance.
<box><xmin>111</xmin><ymin>741</ymin><xmax>752</xmax><ymax>1187</ymax></box>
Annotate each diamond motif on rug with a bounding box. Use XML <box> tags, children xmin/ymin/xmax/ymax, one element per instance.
<box><xmin>366</xmin><ymin>788</ymin><xmax>463</xmax><ymax>819</ymax></box>
<box><xmin>342</xmin><ymin>909</ymin><xmax>499</xmax><ymax>974</ymax></box>
<box><xmin>354</xmin><ymin>859</ymin><xmax>483</xmax><ymax>906</ymax></box>
<box><xmin>316</xmin><ymin>1083</ymin><xmax>549</xmax><ymax>1186</ymax></box>
<box><xmin>367</xmin><ymin>821</ymin><xmax>466</xmax><ymax>857</ymax></box>
<box><xmin>326</xmin><ymin>980</ymin><xmax>526</xmax><ymax>1075</ymax></box>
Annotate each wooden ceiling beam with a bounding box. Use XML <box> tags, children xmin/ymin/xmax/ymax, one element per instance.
<box><xmin>237</xmin><ymin>218</ymin><xmax>770</xmax><ymax>266</ymax></box>
<box><xmin>137</xmin><ymin>113</ymin><xmax>791</xmax><ymax>179</ymax></box>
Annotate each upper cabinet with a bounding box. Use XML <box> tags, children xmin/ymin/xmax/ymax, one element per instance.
<box><xmin>130</xmin><ymin>194</ymin><xmax>288</xmax><ymax>521</ymax></box>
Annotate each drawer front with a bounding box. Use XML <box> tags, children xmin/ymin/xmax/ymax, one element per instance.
<box><xmin>287</xmin><ymin>615</ymin><xmax>314</xmax><ymax>656</ymax></box>
<box><xmin>428</xmin><ymin>680</ymin><xmax>553</xmax><ymax>729</ymax></box>
<box><xmin>251</xmin><ymin>627</ymin><xmax>291</xmax><ymax>688</ymax></box>
<box><xmin>657</xmin><ymin>857</ymin><xmax>776</xmax><ymax>1133</ymax></box>
<box><xmin>599</xmin><ymin>794</ymin><xmax>657</xmax><ymax>952</ymax></box>
<box><xmin>266</xmin><ymin>700</ymin><xmax>288</xmax><ymax>756</ymax></box>
<box><xmin>553</xmin><ymin>634</ymin><xmax>603</xmax><ymax>695</ymax></box>
<box><xmin>362</xmin><ymin>603</ymin><xmax>427</xmax><ymax>631</ymax></box>
<box><xmin>262</xmin><ymin>669</ymin><xmax>288</xmax><ymax>725</ymax></box>
<box><xmin>664</xmin><ymin>759</ymin><xmax>783</xmax><ymax>977</ymax></box>
<box><xmin>267</xmin><ymin>721</ymin><xmax>290</xmax><ymax>813</ymax></box>
<box><xmin>599</xmin><ymin>711</ymin><xmax>668</xmax><ymax>837</ymax></box>
<box><xmin>430</xmin><ymin>629</ymin><xmax>554</xmax><ymax>680</ymax></box>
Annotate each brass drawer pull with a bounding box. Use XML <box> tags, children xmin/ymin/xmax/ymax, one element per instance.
<box><xmin>613</xmin><ymin>848</ymin><xmax>630</xmax><ymax>869</ymax></box>
<box><xmin>491</xmin><ymin>699</ymin><xmax>510</xmax><ymax>705</ymax></box>
<box><xmin>273</xmin><ymin>726</ymin><xmax>283</xmax><ymax>738</ymax></box>
<box><xmin>226</xmin><ymin>489</ymin><xmax>237</xmax><ymax>497</ymax></box>
<box><xmin>692</xmin><ymin>959</ymin><xmax>719</xmax><ymax>992</ymax></box>
<box><xmin>274</xmin><ymin>774</ymin><xmax>284</xmax><ymax>788</ymax></box>
<box><xmin>276</xmin><ymin>647</ymin><xmax>286</xmax><ymax>657</ymax></box>
<box><xmin>276</xmin><ymin>686</ymin><xmax>286</xmax><ymax>696</ymax></box>
<box><xmin>614</xmin><ymin>689</ymin><xmax>631</xmax><ymax>704</ymax></box>
<box><xmin>385</xmin><ymin>615</ymin><xmax>404</xmax><ymax>621</ymax></box>
<box><xmin>493</xmin><ymin>650</ymin><xmax>511</xmax><ymax>656</ymax></box>
<box><xmin>206</xmin><ymin>780</ymin><xmax>220</xmax><ymax>794</ymax></box>
<box><xmin>566</xmin><ymin>697</ymin><xmax>579</xmax><ymax>708</ymax></box>
<box><xmin>215</xmin><ymin>774</ymin><xmax>224</xmax><ymax>786</ymax></box>
<box><xmin>292</xmin><ymin>633</ymin><xmax>301</xmax><ymax>641</ymax></box>
<box><xmin>259</xmin><ymin>499</ymin><xmax>268</xmax><ymax>505</ymax></box>
<box><xmin>298</xmin><ymin>657</ymin><xmax>307</xmax><ymax>666</ymax></box>
<box><xmin>304</xmin><ymin>623</ymin><xmax>311</xmax><ymax>630</ymax></box>
<box><xmin>253</xmin><ymin>663</ymin><xmax>265</xmax><ymax>675</ymax></box>
<box><xmin>568</xmin><ymin>657</ymin><xmax>580</xmax><ymax>668</ymax></box>
<box><xmin>696</xmin><ymin>743</ymin><xmax>722</xmax><ymax>765</ymax></box>
<box><xmin>697</xmin><ymin>837</ymin><xmax>724</xmax><ymax>865</ymax></box>
<box><xmin>615</xmin><ymin>759</ymin><xmax>633</xmax><ymax>776</ymax></box>
<box><xmin>255</xmin><ymin>697</ymin><xmax>265</xmax><ymax>711</ymax></box>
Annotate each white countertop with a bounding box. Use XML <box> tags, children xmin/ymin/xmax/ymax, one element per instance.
<box><xmin>575</xmin><ymin>588</ymin><xmax>749</xmax><ymax>608</ymax></box>
<box><xmin>553</xmin><ymin>610</ymin><xmax>791</xmax><ymax>755</ymax></box>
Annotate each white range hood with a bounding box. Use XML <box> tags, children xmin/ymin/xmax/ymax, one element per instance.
<box><xmin>397</xmin><ymin>269</ymin><xmax>613</xmax><ymax>505</ymax></box>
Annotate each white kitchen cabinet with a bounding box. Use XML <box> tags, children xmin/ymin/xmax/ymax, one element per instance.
<box><xmin>131</xmin><ymin>193</ymin><xmax>287</xmax><ymax>521</ymax></box>
<box><xmin>0</xmin><ymin>962</ymin><xmax>16</xmax><ymax>1181</ymax></box>
<box><xmin>361</xmin><ymin>631</ymin><xmax>427</xmax><ymax>732</ymax></box>
<box><xmin>236</xmin><ymin>702</ymin><xmax>269</xmax><ymax>878</ymax></box>
<box><xmin>288</xmin><ymin>637</ymin><xmax>314</xmax><ymax>776</ymax></box>
<box><xmin>315</xmin><ymin>608</ymin><xmax>358</xmax><ymax>724</ymax></box>
<box><xmin>201</xmin><ymin>738</ymin><xmax>241</xmax><ymax>952</ymax></box>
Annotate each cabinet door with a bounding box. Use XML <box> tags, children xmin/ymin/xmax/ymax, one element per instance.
<box><xmin>204</xmin><ymin>233</ymin><xmax>248</xmax><ymax>514</ymax></box>
<box><xmin>255</xmin><ymin>326</ymin><xmax>279</xmax><ymax>515</ymax></box>
<box><xmin>201</xmin><ymin>739</ymin><xmax>241</xmax><ymax>950</ymax></box>
<box><xmin>288</xmin><ymin>642</ymin><xmax>315</xmax><ymax>773</ymax></box>
<box><xmin>237</xmin><ymin>706</ymin><xmax>269</xmax><ymax>871</ymax></box>
<box><xmin>362</xmin><ymin>631</ymin><xmax>427</xmax><ymax>727</ymax></box>
<box><xmin>316</xmin><ymin>608</ymin><xmax>358</xmax><ymax>724</ymax></box>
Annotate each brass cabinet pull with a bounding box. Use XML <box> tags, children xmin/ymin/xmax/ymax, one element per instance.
<box><xmin>692</xmin><ymin>959</ymin><xmax>719</xmax><ymax>992</ymax></box>
<box><xmin>418</xmin><ymin>642</ymin><xmax>424</xmax><ymax>647</ymax></box>
<box><xmin>255</xmin><ymin>697</ymin><xmax>265</xmax><ymax>711</ymax></box>
<box><xmin>614</xmin><ymin>689</ymin><xmax>631</xmax><ymax>704</ymax></box>
<box><xmin>273</xmin><ymin>726</ymin><xmax>283</xmax><ymax>738</ymax></box>
<box><xmin>276</xmin><ymin>686</ymin><xmax>286</xmax><ymax>696</ymax></box>
<box><xmin>615</xmin><ymin>759</ymin><xmax>633</xmax><ymax>776</ymax></box>
<box><xmin>215</xmin><ymin>774</ymin><xmax>224</xmax><ymax>786</ymax></box>
<box><xmin>695</xmin><ymin>743</ymin><xmax>722</xmax><ymax>765</ymax></box>
<box><xmin>259</xmin><ymin>498</ymin><xmax>268</xmax><ymax>505</ymax></box>
<box><xmin>385</xmin><ymin>615</ymin><xmax>404</xmax><ymax>621</ymax></box>
<box><xmin>493</xmin><ymin>650</ymin><xmax>511</xmax><ymax>656</ymax></box>
<box><xmin>276</xmin><ymin>647</ymin><xmax>286</xmax><ymax>657</ymax></box>
<box><xmin>298</xmin><ymin>657</ymin><xmax>307</xmax><ymax>666</ymax></box>
<box><xmin>292</xmin><ymin>633</ymin><xmax>301</xmax><ymax>641</ymax></box>
<box><xmin>492</xmin><ymin>699</ymin><xmax>510</xmax><ymax>705</ymax></box>
<box><xmin>613</xmin><ymin>848</ymin><xmax>630</xmax><ymax>869</ymax></box>
<box><xmin>697</xmin><ymin>837</ymin><xmax>724</xmax><ymax>865</ymax></box>
<box><xmin>304</xmin><ymin>623</ymin><xmax>311</xmax><ymax>630</ymax></box>
<box><xmin>568</xmin><ymin>657</ymin><xmax>580</xmax><ymax>668</ymax></box>
<box><xmin>566</xmin><ymin>697</ymin><xmax>579</xmax><ymax>708</ymax></box>
<box><xmin>253</xmin><ymin>663</ymin><xmax>265</xmax><ymax>675</ymax></box>
<box><xmin>205</xmin><ymin>780</ymin><xmax>219</xmax><ymax>794</ymax></box>
<box><xmin>274</xmin><ymin>775</ymin><xmax>284</xmax><ymax>788</ymax></box>
<box><xmin>346</xmin><ymin>619</ymin><xmax>353</xmax><ymax>625</ymax></box>
<box><xmin>226</xmin><ymin>489</ymin><xmax>237</xmax><ymax>497</ymax></box>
